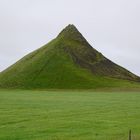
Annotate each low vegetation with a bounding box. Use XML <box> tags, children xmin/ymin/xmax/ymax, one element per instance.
<box><xmin>0</xmin><ymin>90</ymin><xmax>140</xmax><ymax>140</ymax></box>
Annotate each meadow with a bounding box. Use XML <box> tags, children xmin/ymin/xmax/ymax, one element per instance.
<box><xmin>0</xmin><ymin>90</ymin><xmax>140</xmax><ymax>140</ymax></box>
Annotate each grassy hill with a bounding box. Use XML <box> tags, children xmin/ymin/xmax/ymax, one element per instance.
<box><xmin>0</xmin><ymin>24</ymin><xmax>139</xmax><ymax>89</ymax></box>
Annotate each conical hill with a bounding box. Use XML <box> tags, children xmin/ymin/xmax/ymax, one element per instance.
<box><xmin>0</xmin><ymin>24</ymin><xmax>139</xmax><ymax>89</ymax></box>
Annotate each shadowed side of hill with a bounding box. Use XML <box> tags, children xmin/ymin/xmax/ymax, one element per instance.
<box><xmin>57</xmin><ymin>25</ymin><xmax>140</xmax><ymax>82</ymax></box>
<box><xmin>0</xmin><ymin>24</ymin><xmax>139</xmax><ymax>89</ymax></box>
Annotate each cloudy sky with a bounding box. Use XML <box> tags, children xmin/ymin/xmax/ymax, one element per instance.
<box><xmin>0</xmin><ymin>0</ymin><xmax>140</xmax><ymax>76</ymax></box>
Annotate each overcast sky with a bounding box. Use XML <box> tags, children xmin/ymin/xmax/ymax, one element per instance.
<box><xmin>0</xmin><ymin>0</ymin><xmax>140</xmax><ymax>76</ymax></box>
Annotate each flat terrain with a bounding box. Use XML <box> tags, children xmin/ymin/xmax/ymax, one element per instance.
<box><xmin>0</xmin><ymin>90</ymin><xmax>140</xmax><ymax>140</ymax></box>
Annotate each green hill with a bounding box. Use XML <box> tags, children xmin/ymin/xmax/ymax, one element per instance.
<box><xmin>0</xmin><ymin>24</ymin><xmax>140</xmax><ymax>89</ymax></box>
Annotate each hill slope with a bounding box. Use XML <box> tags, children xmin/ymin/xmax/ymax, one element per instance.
<box><xmin>0</xmin><ymin>24</ymin><xmax>139</xmax><ymax>89</ymax></box>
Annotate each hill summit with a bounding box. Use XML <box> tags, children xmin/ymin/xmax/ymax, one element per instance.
<box><xmin>0</xmin><ymin>24</ymin><xmax>139</xmax><ymax>89</ymax></box>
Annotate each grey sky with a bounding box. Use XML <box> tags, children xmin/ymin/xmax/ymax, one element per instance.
<box><xmin>0</xmin><ymin>0</ymin><xmax>140</xmax><ymax>76</ymax></box>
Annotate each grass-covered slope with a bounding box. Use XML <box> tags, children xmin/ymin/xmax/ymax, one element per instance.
<box><xmin>0</xmin><ymin>24</ymin><xmax>139</xmax><ymax>89</ymax></box>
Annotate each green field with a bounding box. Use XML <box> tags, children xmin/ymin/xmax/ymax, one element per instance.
<box><xmin>0</xmin><ymin>90</ymin><xmax>140</xmax><ymax>140</ymax></box>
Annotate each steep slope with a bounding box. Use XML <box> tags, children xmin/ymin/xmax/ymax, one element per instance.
<box><xmin>0</xmin><ymin>24</ymin><xmax>139</xmax><ymax>89</ymax></box>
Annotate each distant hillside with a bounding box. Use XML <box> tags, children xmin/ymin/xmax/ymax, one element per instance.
<box><xmin>0</xmin><ymin>24</ymin><xmax>140</xmax><ymax>89</ymax></box>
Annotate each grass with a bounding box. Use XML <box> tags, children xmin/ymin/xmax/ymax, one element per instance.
<box><xmin>0</xmin><ymin>90</ymin><xmax>140</xmax><ymax>140</ymax></box>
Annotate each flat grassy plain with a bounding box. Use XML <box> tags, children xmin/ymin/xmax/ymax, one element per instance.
<box><xmin>0</xmin><ymin>90</ymin><xmax>140</xmax><ymax>140</ymax></box>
